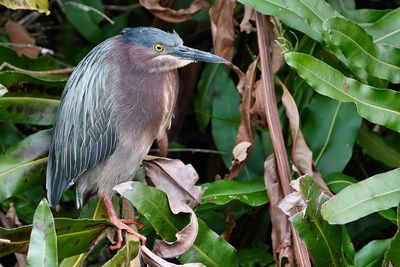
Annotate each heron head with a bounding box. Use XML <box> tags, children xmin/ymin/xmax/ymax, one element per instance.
<box><xmin>120</xmin><ymin>27</ymin><xmax>228</xmax><ymax>72</ymax></box>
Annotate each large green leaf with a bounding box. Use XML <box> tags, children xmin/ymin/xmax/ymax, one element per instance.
<box><xmin>237</xmin><ymin>0</ymin><xmax>320</xmax><ymax>41</ymax></box>
<box><xmin>290</xmin><ymin>176</ymin><xmax>345</xmax><ymax>266</ymax></box>
<box><xmin>342</xmin><ymin>9</ymin><xmax>391</xmax><ymax>25</ymax></box>
<box><xmin>0</xmin><ymin>130</ymin><xmax>51</xmax><ymax>202</ymax></box>
<box><xmin>201</xmin><ymin>178</ymin><xmax>268</xmax><ymax>207</ymax></box>
<box><xmin>302</xmin><ymin>94</ymin><xmax>361</xmax><ymax>176</ymax></box>
<box><xmin>26</xmin><ymin>199</ymin><xmax>57</xmax><ymax>267</ymax></box>
<box><xmin>0</xmin><ymin>71</ymin><xmax>67</xmax><ymax>88</ymax></box>
<box><xmin>285</xmin><ymin>52</ymin><xmax>400</xmax><ymax>132</ymax></box>
<box><xmin>118</xmin><ymin>182</ymin><xmax>189</xmax><ymax>242</ymax></box>
<box><xmin>354</xmin><ymin>239</ymin><xmax>391</xmax><ymax>267</ymax></box>
<box><xmin>325</xmin><ymin>173</ymin><xmax>358</xmax><ymax>194</ymax></box>
<box><xmin>0</xmin><ymin>122</ymin><xmax>22</xmax><ymax>154</ymax></box>
<box><xmin>324</xmin><ymin>17</ymin><xmax>400</xmax><ymax>84</ymax></box>
<box><xmin>0</xmin><ymin>218</ymin><xmax>112</xmax><ymax>259</ymax></box>
<box><xmin>357</xmin><ymin>124</ymin><xmax>400</xmax><ymax>168</ymax></box>
<box><xmin>327</xmin><ymin>0</ymin><xmax>355</xmax><ymax>12</ymax></box>
<box><xmin>0</xmin><ymin>96</ymin><xmax>59</xmax><ymax>125</ymax></box>
<box><xmin>179</xmin><ymin>219</ymin><xmax>238</xmax><ymax>267</ymax></box>
<box><xmin>364</xmin><ymin>7</ymin><xmax>400</xmax><ymax>46</ymax></box>
<box><xmin>322</xmin><ymin>168</ymin><xmax>400</xmax><ymax>224</ymax></box>
<box><xmin>0</xmin><ymin>0</ymin><xmax>49</xmax><ymax>14</ymax></box>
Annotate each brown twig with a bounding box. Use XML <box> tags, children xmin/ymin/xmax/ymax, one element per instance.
<box><xmin>255</xmin><ymin>13</ymin><xmax>311</xmax><ymax>267</ymax></box>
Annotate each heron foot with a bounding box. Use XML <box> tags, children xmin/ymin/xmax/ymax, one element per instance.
<box><xmin>102</xmin><ymin>195</ymin><xmax>147</xmax><ymax>249</ymax></box>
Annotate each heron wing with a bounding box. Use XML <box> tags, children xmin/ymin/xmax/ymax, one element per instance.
<box><xmin>46</xmin><ymin>43</ymin><xmax>117</xmax><ymax>207</ymax></box>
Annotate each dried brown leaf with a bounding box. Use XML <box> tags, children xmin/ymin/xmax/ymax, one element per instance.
<box><xmin>139</xmin><ymin>0</ymin><xmax>209</xmax><ymax>23</ymax></box>
<box><xmin>264</xmin><ymin>155</ymin><xmax>294</xmax><ymax>265</ymax></box>
<box><xmin>141</xmin><ymin>245</ymin><xmax>205</xmax><ymax>267</ymax></box>
<box><xmin>5</xmin><ymin>20</ymin><xmax>39</xmax><ymax>59</ymax></box>
<box><xmin>240</xmin><ymin>6</ymin><xmax>256</xmax><ymax>34</ymax></box>
<box><xmin>209</xmin><ymin>0</ymin><xmax>236</xmax><ymax>61</ymax></box>
<box><xmin>142</xmin><ymin>156</ymin><xmax>204</xmax><ymax>258</ymax></box>
<box><xmin>225</xmin><ymin>60</ymin><xmax>258</xmax><ymax>179</ymax></box>
<box><xmin>278</xmin><ymin>79</ymin><xmax>331</xmax><ymax>194</ymax></box>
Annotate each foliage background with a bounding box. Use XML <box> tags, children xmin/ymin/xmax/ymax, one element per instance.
<box><xmin>0</xmin><ymin>0</ymin><xmax>400</xmax><ymax>266</ymax></box>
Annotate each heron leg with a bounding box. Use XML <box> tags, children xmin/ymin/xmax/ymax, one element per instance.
<box><xmin>102</xmin><ymin>194</ymin><xmax>147</xmax><ymax>249</ymax></box>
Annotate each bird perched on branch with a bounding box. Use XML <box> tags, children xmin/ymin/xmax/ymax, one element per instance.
<box><xmin>46</xmin><ymin>27</ymin><xmax>227</xmax><ymax>249</ymax></box>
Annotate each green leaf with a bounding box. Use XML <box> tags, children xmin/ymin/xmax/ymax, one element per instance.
<box><xmin>290</xmin><ymin>176</ymin><xmax>346</xmax><ymax>267</ymax></box>
<box><xmin>0</xmin><ymin>71</ymin><xmax>67</xmax><ymax>88</ymax></box>
<box><xmin>179</xmin><ymin>219</ymin><xmax>238</xmax><ymax>267</ymax></box>
<box><xmin>384</xmin><ymin>205</ymin><xmax>400</xmax><ymax>266</ymax></box>
<box><xmin>285</xmin><ymin>52</ymin><xmax>400</xmax><ymax>132</ymax></box>
<box><xmin>326</xmin><ymin>0</ymin><xmax>355</xmax><ymax>12</ymax></box>
<box><xmin>342</xmin><ymin>9</ymin><xmax>391</xmax><ymax>25</ymax></box>
<box><xmin>325</xmin><ymin>172</ymin><xmax>357</xmax><ymax>193</ymax></box>
<box><xmin>324</xmin><ymin>17</ymin><xmax>400</xmax><ymax>84</ymax></box>
<box><xmin>26</xmin><ymin>199</ymin><xmax>57</xmax><ymax>267</ymax></box>
<box><xmin>195</xmin><ymin>63</ymin><xmax>221</xmax><ymax>132</ymax></box>
<box><xmin>0</xmin><ymin>122</ymin><xmax>22</xmax><ymax>154</ymax></box>
<box><xmin>237</xmin><ymin>0</ymin><xmax>320</xmax><ymax>41</ymax></box>
<box><xmin>0</xmin><ymin>96</ymin><xmax>59</xmax><ymax>125</ymax></box>
<box><xmin>63</xmin><ymin>0</ymin><xmax>104</xmax><ymax>43</ymax></box>
<box><xmin>354</xmin><ymin>239</ymin><xmax>391</xmax><ymax>267</ymax></box>
<box><xmin>0</xmin><ymin>218</ymin><xmax>112</xmax><ymax>259</ymax></box>
<box><xmin>102</xmin><ymin>240</ymin><xmax>139</xmax><ymax>267</ymax></box>
<box><xmin>364</xmin><ymin>7</ymin><xmax>400</xmax><ymax>46</ymax></box>
<box><xmin>302</xmin><ymin>94</ymin><xmax>361</xmax><ymax>176</ymax></box>
<box><xmin>118</xmin><ymin>182</ymin><xmax>189</xmax><ymax>242</ymax></box>
<box><xmin>201</xmin><ymin>178</ymin><xmax>268</xmax><ymax>206</ymax></box>
<box><xmin>322</xmin><ymin>168</ymin><xmax>400</xmax><ymax>224</ymax></box>
<box><xmin>357</xmin><ymin>124</ymin><xmax>400</xmax><ymax>168</ymax></box>
<box><xmin>0</xmin><ymin>130</ymin><xmax>51</xmax><ymax>202</ymax></box>
<box><xmin>238</xmin><ymin>243</ymin><xmax>274</xmax><ymax>267</ymax></box>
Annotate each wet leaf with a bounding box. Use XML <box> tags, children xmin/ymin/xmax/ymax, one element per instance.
<box><xmin>209</xmin><ymin>0</ymin><xmax>235</xmax><ymax>61</ymax></box>
<box><xmin>0</xmin><ymin>0</ymin><xmax>49</xmax><ymax>14</ymax></box>
<box><xmin>285</xmin><ymin>52</ymin><xmax>400</xmax><ymax>132</ymax></box>
<box><xmin>0</xmin><ymin>71</ymin><xmax>67</xmax><ymax>88</ymax></box>
<box><xmin>139</xmin><ymin>0</ymin><xmax>209</xmax><ymax>23</ymax></box>
<box><xmin>322</xmin><ymin>168</ymin><xmax>400</xmax><ymax>224</ymax></box>
<box><xmin>201</xmin><ymin>178</ymin><xmax>268</xmax><ymax>207</ymax></box>
<box><xmin>5</xmin><ymin>20</ymin><xmax>39</xmax><ymax>59</ymax></box>
<box><xmin>26</xmin><ymin>199</ymin><xmax>57</xmax><ymax>267</ymax></box>
<box><xmin>179</xmin><ymin>219</ymin><xmax>238</xmax><ymax>267</ymax></box>
<box><xmin>0</xmin><ymin>95</ymin><xmax>59</xmax><ymax>125</ymax></box>
<box><xmin>0</xmin><ymin>130</ymin><xmax>51</xmax><ymax>202</ymax></box>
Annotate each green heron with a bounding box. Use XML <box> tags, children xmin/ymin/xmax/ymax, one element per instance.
<box><xmin>46</xmin><ymin>27</ymin><xmax>227</xmax><ymax>249</ymax></box>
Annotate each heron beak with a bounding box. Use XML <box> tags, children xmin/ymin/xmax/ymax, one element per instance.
<box><xmin>173</xmin><ymin>46</ymin><xmax>229</xmax><ymax>64</ymax></box>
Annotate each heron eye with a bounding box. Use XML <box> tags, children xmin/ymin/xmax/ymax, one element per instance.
<box><xmin>153</xmin><ymin>43</ymin><xmax>164</xmax><ymax>52</ymax></box>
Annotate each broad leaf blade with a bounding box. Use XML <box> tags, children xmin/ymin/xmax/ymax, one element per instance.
<box><xmin>355</xmin><ymin>239</ymin><xmax>391</xmax><ymax>267</ymax></box>
<box><xmin>26</xmin><ymin>199</ymin><xmax>57</xmax><ymax>267</ymax></box>
<box><xmin>201</xmin><ymin>178</ymin><xmax>268</xmax><ymax>206</ymax></box>
<box><xmin>384</xmin><ymin>205</ymin><xmax>400</xmax><ymax>265</ymax></box>
<box><xmin>365</xmin><ymin>7</ymin><xmax>400</xmax><ymax>46</ymax></box>
<box><xmin>324</xmin><ymin>17</ymin><xmax>400</xmax><ymax>83</ymax></box>
<box><xmin>179</xmin><ymin>219</ymin><xmax>238</xmax><ymax>267</ymax></box>
<box><xmin>322</xmin><ymin>168</ymin><xmax>400</xmax><ymax>224</ymax></box>
<box><xmin>285</xmin><ymin>52</ymin><xmax>400</xmax><ymax>132</ymax></box>
<box><xmin>102</xmin><ymin>241</ymin><xmax>139</xmax><ymax>267</ymax></box>
<box><xmin>302</xmin><ymin>94</ymin><xmax>361</xmax><ymax>176</ymax></box>
<box><xmin>0</xmin><ymin>96</ymin><xmax>59</xmax><ymax>125</ymax></box>
<box><xmin>0</xmin><ymin>130</ymin><xmax>51</xmax><ymax>202</ymax></box>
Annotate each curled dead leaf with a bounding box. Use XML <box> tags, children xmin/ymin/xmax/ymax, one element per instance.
<box><xmin>232</xmin><ymin>141</ymin><xmax>251</xmax><ymax>163</ymax></box>
<box><xmin>5</xmin><ymin>20</ymin><xmax>39</xmax><ymax>59</ymax></box>
<box><xmin>0</xmin><ymin>0</ymin><xmax>50</xmax><ymax>14</ymax></box>
<box><xmin>209</xmin><ymin>0</ymin><xmax>236</xmax><ymax>61</ymax></box>
<box><xmin>139</xmin><ymin>0</ymin><xmax>209</xmax><ymax>23</ymax></box>
<box><xmin>240</xmin><ymin>6</ymin><xmax>256</xmax><ymax>33</ymax></box>
<box><xmin>278</xmin><ymin>192</ymin><xmax>306</xmax><ymax>216</ymax></box>
<box><xmin>142</xmin><ymin>156</ymin><xmax>204</xmax><ymax>258</ymax></box>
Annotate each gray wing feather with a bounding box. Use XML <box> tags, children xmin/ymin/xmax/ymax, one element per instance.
<box><xmin>46</xmin><ymin>39</ymin><xmax>117</xmax><ymax>207</ymax></box>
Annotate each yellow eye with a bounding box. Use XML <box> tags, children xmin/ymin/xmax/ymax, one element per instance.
<box><xmin>153</xmin><ymin>43</ymin><xmax>164</xmax><ymax>52</ymax></box>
